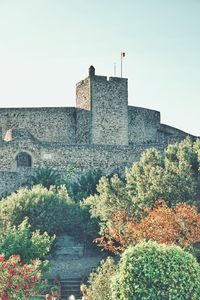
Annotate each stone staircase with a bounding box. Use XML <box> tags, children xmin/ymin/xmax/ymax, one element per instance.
<box><xmin>60</xmin><ymin>278</ymin><xmax>82</xmax><ymax>299</ymax></box>
<box><xmin>45</xmin><ymin>235</ymin><xmax>106</xmax><ymax>299</ymax></box>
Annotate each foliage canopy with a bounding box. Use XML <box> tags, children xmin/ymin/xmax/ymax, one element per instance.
<box><xmin>96</xmin><ymin>201</ymin><xmax>200</xmax><ymax>254</ymax></box>
<box><xmin>112</xmin><ymin>241</ymin><xmax>200</xmax><ymax>300</ymax></box>
<box><xmin>0</xmin><ymin>185</ymin><xmax>74</xmax><ymax>235</ymax></box>
<box><xmin>0</xmin><ymin>218</ymin><xmax>54</xmax><ymax>263</ymax></box>
<box><xmin>84</xmin><ymin>138</ymin><xmax>200</xmax><ymax>228</ymax></box>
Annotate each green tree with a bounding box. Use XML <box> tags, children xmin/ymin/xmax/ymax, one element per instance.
<box><xmin>84</xmin><ymin>138</ymin><xmax>200</xmax><ymax>227</ymax></box>
<box><xmin>0</xmin><ymin>185</ymin><xmax>99</xmax><ymax>244</ymax></box>
<box><xmin>85</xmin><ymin>257</ymin><xmax>117</xmax><ymax>300</ymax></box>
<box><xmin>112</xmin><ymin>241</ymin><xmax>200</xmax><ymax>300</ymax></box>
<box><xmin>84</xmin><ymin>174</ymin><xmax>132</xmax><ymax>228</ymax></box>
<box><xmin>0</xmin><ymin>218</ymin><xmax>54</xmax><ymax>263</ymax></box>
<box><xmin>0</xmin><ymin>185</ymin><xmax>74</xmax><ymax>235</ymax></box>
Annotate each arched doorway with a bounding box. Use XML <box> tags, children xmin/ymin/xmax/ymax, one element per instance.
<box><xmin>16</xmin><ymin>152</ymin><xmax>32</xmax><ymax>168</ymax></box>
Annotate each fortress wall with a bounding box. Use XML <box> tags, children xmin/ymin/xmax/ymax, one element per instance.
<box><xmin>0</xmin><ymin>139</ymin><xmax>168</xmax><ymax>196</ymax></box>
<box><xmin>156</xmin><ymin>124</ymin><xmax>193</xmax><ymax>145</ymax></box>
<box><xmin>28</xmin><ymin>142</ymin><xmax>140</xmax><ymax>174</ymax></box>
<box><xmin>0</xmin><ymin>134</ymin><xmax>194</xmax><ymax>197</ymax></box>
<box><xmin>0</xmin><ymin>139</ymin><xmax>138</xmax><ymax>173</ymax></box>
<box><xmin>39</xmin><ymin>144</ymin><xmax>139</xmax><ymax>173</ymax></box>
<box><xmin>128</xmin><ymin>107</ymin><xmax>193</xmax><ymax>145</ymax></box>
<box><xmin>91</xmin><ymin>76</ymin><xmax>128</xmax><ymax>145</ymax></box>
<box><xmin>76</xmin><ymin>109</ymin><xmax>91</xmax><ymax>144</ymax></box>
<box><xmin>0</xmin><ymin>107</ymin><xmax>76</xmax><ymax>143</ymax></box>
<box><xmin>158</xmin><ymin>124</ymin><xmax>192</xmax><ymax>138</ymax></box>
<box><xmin>128</xmin><ymin>106</ymin><xmax>161</xmax><ymax>144</ymax></box>
<box><xmin>0</xmin><ymin>171</ymin><xmax>28</xmax><ymax>198</ymax></box>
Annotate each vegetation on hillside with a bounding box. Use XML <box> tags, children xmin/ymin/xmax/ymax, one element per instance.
<box><xmin>1</xmin><ymin>137</ymin><xmax>200</xmax><ymax>299</ymax></box>
<box><xmin>84</xmin><ymin>138</ymin><xmax>200</xmax><ymax>229</ymax></box>
<box><xmin>96</xmin><ymin>200</ymin><xmax>200</xmax><ymax>254</ymax></box>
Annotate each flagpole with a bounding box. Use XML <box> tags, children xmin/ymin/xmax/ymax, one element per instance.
<box><xmin>114</xmin><ymin>63</ymin><xmax>116</xmax><ymax>76</ymax></box>
<box><xmin>121</xmin><ymin>52</ymin><xmax>122</xmax><ymax>78</ymax></box>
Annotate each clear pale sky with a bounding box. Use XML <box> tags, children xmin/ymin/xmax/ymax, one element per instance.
<box><xmin>0</xmin><ymin>0</ymin><xmax>199</xmax><ymax>136</ymax></box>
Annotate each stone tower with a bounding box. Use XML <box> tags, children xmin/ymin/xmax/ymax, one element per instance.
<box><xmin>76</xmin><ymin>66</ymin><xmax>128</xmax><ymax>145</ymax></box>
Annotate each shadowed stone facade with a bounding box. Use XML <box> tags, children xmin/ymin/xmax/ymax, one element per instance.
<box><xmin>0</xmin><ymin>66</ymin><xmax>197</xmax><ymax>196</ymax></box>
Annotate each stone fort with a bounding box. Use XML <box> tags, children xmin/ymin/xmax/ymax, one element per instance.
<box><xmin>0</xmin><ymin>66</ymin><xmax>197</xmax><ymax>196</ymax></box>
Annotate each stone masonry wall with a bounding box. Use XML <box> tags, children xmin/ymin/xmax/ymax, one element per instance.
<box><xmin>91</xmin><ymin>76</ymin><xmax>128</xmax><ymax>145</ymax></box>
<box><xmin>128</xmin><ymin>106</ymin><xmax>160</xmax><ymax>144</ymax></box>
<box><xmin>0</xmin><ymin>107</ymin><xmax>76</xmax><ymax>143</ymax></box>
<box><xmin>75</xmin><ymin>75</ymin><xmax>92</xmax><ymax>143</ymax></box>
<box><xmin>128</xmin><ymin>106</ymin><xmax>193</xmax><ymax>145</ymax></box>
<box><xmin>0</xmin><ymin>138</ymin><xmax>169</xmax><ymax>197</ymax></box>
<box><xmin>0</xmin><ymin>171</ymin><xmax>28</xmax><ymax>197</ymax></box>
<box><xmin>0</xmin><ymin>137</ymin><xmax>41</xmax><ymax>171</ymax></box>
<box><xmin>76</xmin><ymin>109</ymin><xmax>91</xmax><ymax>144</ymax></box>
<box><xmin>157</xmin><ymin>123</ymin><xmax>191</xmax><ymax>143</ymax></box>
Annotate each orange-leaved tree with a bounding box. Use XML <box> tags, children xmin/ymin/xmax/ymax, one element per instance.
<box><xmin>96</xmin><ymin>200</ymin><xmax>200</xmax><ymax>254</ymax></box>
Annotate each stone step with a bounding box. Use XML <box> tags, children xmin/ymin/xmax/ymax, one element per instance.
<box><xmin>46</xmin><ymin>278</ymin><xmax>83</xmax><ymax>299</ymax></box>
<box><xmin>50</xmin><ymin>278</ymin><xmax>83</xmax><ymax>299</ymax></box>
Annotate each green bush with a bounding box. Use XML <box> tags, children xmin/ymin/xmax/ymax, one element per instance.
<box><xmin>112</xmin><ymin>241</ymin><xmax>200</xmax><ymax>300</ymax></box>
<box><xmin>0</xmin><ymin>185</ymin><xmax>99</xmax><ymax>244</ymax></box>
<box><xmin>0</xmin><ymin>218</ymin><xmax>54</xmax><ymax>263</ymax></box>
<box><xmin>0</xmin><ymin>185</ymin><xmax>75</xmax><ymax>235</ymax></box>
<box><xmin>86</xmin><ymin>257</ymin><xmax>117</xmax><ymax>300</ymax></box>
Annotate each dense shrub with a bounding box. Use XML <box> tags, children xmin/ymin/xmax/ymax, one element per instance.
<box><xmin>77</xmin><ymin>204</ymin><xmax>100</xmax><ymax>244</ymax></box>
<box><xmin>25</xmin><ymin>167</ymin><xmax>63</xmax><ymax>189</ymax></box>
<box><xmin>112</xmin><ymin>241</ymin><xmax>200</xmax><ymax>300</ymax></box>
<box><xmin>66</xmin><ymin>169</ymin><xmax>103</xmax><ymax>202</ymax></box>
<box><xmin>0</xmin><ymin>185</ymin><xmax>99</xmax><ymax>244</ymax></box>
<box><xmin>0</xmin><ymin>218</ymin><xmax>54</xmax><ymax>263</ymax></box>
<box><xmin>85</xmin><ymin>257</ymin><xmax>117</xmax><ymax>300</ymax></box>
<box><xmin>0</xmin><ymin>254</ymin><xmax>46</xmax><ymax>300</ymax></box>
<box><xmin>26</xmin><ymin>167</ymin><xmax>103</xmax><ymax>203</ymax></box>
<box><xmin>0</xmin><ymin>185</ymin><xmax>74</xmax><ymax>235</ymax></box>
